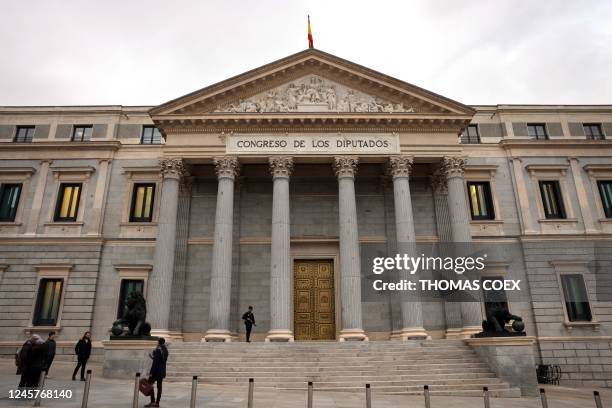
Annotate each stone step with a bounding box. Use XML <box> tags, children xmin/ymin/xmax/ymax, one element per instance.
<box><xmin>168</xmin><ymin>357</ymin><xmax>483</xmax><ymax>365</ymax></box>
<box><xmin>168</xmin><ymin>349</ymin><xmax>475</xmax><ymax>356</ymax></box>
<box><xmin>166</xmin><ymin>366</ymin><xmax>492</xmax><ymax>375</ymax></box>
<box><xmin>166</xmin><ymin>372</ymin><xmax>499</xmax><ymax>382</ymax></box>
<box><xmin>280</xmin><ymin>386</ymin><xmax>522</xmax><ymax>398</ymax></box>
<box><xmin>167</xmin><ymin>361</ymin><xmax>487</xmax><ymax>369</ymax></box>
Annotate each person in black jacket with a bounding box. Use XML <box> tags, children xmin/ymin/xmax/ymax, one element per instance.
<box><xmin>146</xmin><ymin>337</ymin><xmax>169</xmax><ymax>407</ymax></box>
<box><xmin>26</xmin><ymin>335</ymin><xmax>47</xmax><ymax>387</ymax></box>
<box><xmin>43</xmin><ymin>331</ymin><xmax>56</xmax><ymax>376</ymax></box>
<box><xmin>17</xmin><ymin>336</ymin><xmax>34</xmax><ymax>388</ymax></box>
<box><xmin>72</xmin><ymin>331</ymin><xmax>92</xmax><ymax>381</ymax></box>
<box><xmin>242</xmin><ymin>306</ymin><xmax>256</xmax><ymax>342</ymax></box>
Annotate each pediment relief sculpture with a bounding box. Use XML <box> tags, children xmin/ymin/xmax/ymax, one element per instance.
<box><xmin>214</xmin><ymin>75</ymin><xmax>416</xmax><ymax>114</ymax></box>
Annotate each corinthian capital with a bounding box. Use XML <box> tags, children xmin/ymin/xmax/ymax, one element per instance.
<box><xmin>213</xmin><ymin>156</ymin><xmax>240</xmax><ymax>179</ymax></box>
<box><xmin>441</xmin><ymin>156</ymin><xmax>466</xmax><ymax>179</ymax></box>
<box><xmin>159</xmin><ymin>158</ymin><xmax>186</xmax><ymax>179</ymax></box>
<box><xmin>269</xmin><ymin>156</ymin><xmax>294</xmax><ymax>178</ymax></box>
<box><xmin>333</xmin><ymin>156</ymin><xmax>359</xmax><ymax>178</ymax></box>
<box><xmin>387</xmin><ymin>156</ymin><xmax>413</xmax><ymax>178</ymax></box>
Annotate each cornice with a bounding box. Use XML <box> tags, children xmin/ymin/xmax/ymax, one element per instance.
<box><xmin>500</xmin><ymin>139</ymin><xmax>612</xmax><ymax>149</ymax></box>
<box><xmin>0</xmin><ymin>141</ymin><xmax>121</xmax><ymax>152</ymax></box>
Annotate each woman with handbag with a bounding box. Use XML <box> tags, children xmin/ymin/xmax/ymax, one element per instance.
<box><xmin>145</xmin><ymin>337</ymin><xmax>169</xmax><ymax>407</ymax></box>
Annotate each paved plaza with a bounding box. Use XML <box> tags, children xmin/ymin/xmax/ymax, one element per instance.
<box><xmin>0</xmin><ymin>359</ymin><xmax>609</xmax><ymax>408</ymax></box>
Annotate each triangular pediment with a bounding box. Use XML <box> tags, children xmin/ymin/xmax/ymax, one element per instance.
<box><xmin>150</xmin><ymin>49</ymin><xmax>474</xmax><ymax>117</ymax></box>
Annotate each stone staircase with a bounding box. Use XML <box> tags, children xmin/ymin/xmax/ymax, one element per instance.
<box><xmin>166</xmin><ymin>340</ymin><xmax>521</xmax><ymax>397</ymax></box>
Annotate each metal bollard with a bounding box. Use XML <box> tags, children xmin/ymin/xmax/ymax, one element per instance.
<box><xmin>424</xmin><ymin>385</ymin><xmax>431</xmax><ymax>408</ymax></box>
<box><xmin>33</xmin><ymin>371</ymin><xmax>47</xmax><ymax>407</ymax></box>
<box><xmin>247</xmin><ymin>378</ymin><xmax>254</xmax><ymax>408</ymax></box>
<box><xmin>594</xmin><ymin>391</ymin><xmax>603</xmax><ymax>408</ymax></box>
<box><xmin>190</xmin><ymin>376</ymin><xmax>198</xmax><ymax>408</ymax></box>
<box><xmin>365</xmin><ymin>384</ymin><xmax>372</xmax><ymax>408</ymax></box>
<box><xmin>483</xmin><ymin>386</ymin><xmax>490</xmax><ymax>408</ymax></box>
<box><xmin>539</xmin><ymin>388</ymin><xmax>548</xmax><ymax>408</ymax></box>
<box><xmin>132</xmin><ymin>372</ymin><xmax>140</xmax><ymax>408</ymax></box>
<box><xmin>307</xmin><ymin>381</ymin><xmax>313</xmax><ymax>408</ymax></box>
<box><xmin>81</xmin><ymin>369</ymin><xmax>92</xmax><ymax>408</ymax></box>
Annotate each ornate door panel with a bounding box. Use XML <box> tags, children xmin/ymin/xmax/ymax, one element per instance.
<box><xmin>294</xmin><ymin>260</ymin><xmax>335</xmax><ymax>340</ymax></box>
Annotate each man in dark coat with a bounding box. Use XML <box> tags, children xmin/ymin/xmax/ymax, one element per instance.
<box><xmin>146</xmin><ymin>337</ymin><xmax>169</xmax><ymax>407</ymax></box>
<box><xmin>242</xmin><ymin>306</ymin><xmax>256</xmax><ymax>342</ymax></box>
<box><xmin>43</xmin><ymin>331</ymin><xmax>56</xmax><ymax>376</ymax></box>
<box><xmin>72</xmin><ymin>331</ymin><xmax>92</xmax><ymax>381</ymax></box>
<box><xmin>17</xmin><ymin>336</ymin><xmax>34</xmax><ymax>388</ymax></box>
<box><xmin>25</xmin><ymin>335</ymin><xmax>47</xmax><ymax>387</ymax></box>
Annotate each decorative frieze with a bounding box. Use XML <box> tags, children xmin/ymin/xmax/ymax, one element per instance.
<box><xmin>213</xmin><ymin>156</ymin><xmax>240</xmax><ymax>179</ymax></box>
<box><xmin>333</xmin><ymin>156</ymin><xmax>359</xmax><ymax>178</ymax></box>
<box><xmin>160</xmin><ymin>158</ymin><xmax>186</xmax><ymax>179</ymax></box>
<box><xmin>214</xmin><ymin>75</ymin><xmax>416</xmax><ymax>114</ymax></box>
<box><xmin>269</xmin><ymin>156</ymin><xmax>294</xmax><ymax>178</ymax></box>
<box><xmin>387</xmin><ymin>156</ymin><xmax>413</xmax><ymax>178</ymax></box>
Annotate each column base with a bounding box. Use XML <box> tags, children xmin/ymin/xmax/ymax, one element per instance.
<box><xmin>389</xmin><ymin>330</ymin><xmax>403</xmax><ymax>340</ymax></box>
<box><xmin>445</xmin><ymin>328</ymin><xmax>463</xmax><ymax>339</ymax></box>
<box><xmin>459</xmin><ymin>326</ymin><xmax>481</xmax><ymax>339</ymax></box>
<box><xmin>339</xmin><ymin>329</ymin><xmax>368</xmax><ymax>342</ymax></box>
<box><xmin>202</xmin><ymin>329</ymin><xmax>233</xmax><ymax>342</ymax></box>
<box><xmin>399</xmin><ymin>327</ymin><xmax>430</xmax><ymax>340</ymax></box>
<box><xmin>150</xmin><ymin>329</ymin><xmax>184</xmax><ymax>342</ymax></box>
<box><xmin>265</xmin><ymin>330</ymin><xmax>294</xmax><ymax>342</ymax></box>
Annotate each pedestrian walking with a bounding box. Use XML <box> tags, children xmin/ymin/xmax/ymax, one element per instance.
<box><xmin>72</xmin><ymin>331</ymin><xmax>92</xmax><ymax>381</ymax></box>
<box><xmin>145</xmin><ymin>337</ymin><xmax>169</xmax><ymax>407</ymax></box>
<box><xmin>25</xmin><ymin>334</ymin><xmax>46</xmax><ymax>387</ymax></box>
<box><xmin>242</xmin><ymin>306</ymin><xmax>256</xmax><ymax>342</ymax></box>
<box><xmin>43</xmin><ymin>331</ymin><xmax>56</xmax><ymax>376</ymax></box>
<box><xmin>16</xmin><ymin>335</ymin><xmax>34</xmax><ymax>388</ymax></box>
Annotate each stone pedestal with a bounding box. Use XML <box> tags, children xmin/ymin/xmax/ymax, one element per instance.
<box><xmin>101</xmin><ymin>340</ymin><xmax>158</xmax><ymax>379</ymax></box>
<box><xmin>466</xmin><ymin>336</ymin><xmax>539</xmax><ymax>396</ymax></box>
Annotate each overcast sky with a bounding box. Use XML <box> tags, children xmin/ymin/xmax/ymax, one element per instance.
<box><xmin>1</xmin><ymin>0</ymin><xmax>611</xmax><ymax>107</ymax></box>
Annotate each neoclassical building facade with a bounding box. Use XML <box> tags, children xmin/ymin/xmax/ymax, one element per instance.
<box><xmin>1</xmin><ymin>49</ymin><xmax>612</xmax><ymax>385</ymax></box>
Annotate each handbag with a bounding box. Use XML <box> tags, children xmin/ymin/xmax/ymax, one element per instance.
<box><xmin>139</xmin><ymin>378</ymin><xmax>153</xmax><ymax>396</ymax></box>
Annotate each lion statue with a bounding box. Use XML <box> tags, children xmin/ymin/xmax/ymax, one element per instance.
<box><xmin>111</xmin><ymin>291</ymin><xmax>151</xmax><ymax>337</ymax></box>
<box><xmin>482</xmin><ymin>302</ymin><xmax>525</xmax><ymax>335</ymax></box>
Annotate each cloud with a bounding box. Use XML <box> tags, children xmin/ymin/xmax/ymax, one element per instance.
<box><xmin>0</xmin><ymin>0</ymin><xmax>610</xmax><ymax>105</ymax></box>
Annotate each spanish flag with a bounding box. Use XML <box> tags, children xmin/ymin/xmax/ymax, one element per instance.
<box><xmin>308</xmin><ymin>15</ymin><xmax>314</xmax><ymax>49</ymax></box>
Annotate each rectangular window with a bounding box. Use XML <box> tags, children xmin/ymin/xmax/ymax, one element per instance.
<box><xmin>463</xmin><ymin>125</ymin><xmax>480</xmax><ymax>144</ymax></box>
<box><xmin>129</xmin><ymin>183</ymin><xmax>156</xmax><ymax>222</ymax></box>
<box><xmin>33</xmin><ymin>278</ymin><xmax>64</xmax><ymax>326</ymax></box>
<box><xmin>560</xmin><ymin>274</ymin><xmax>592</xmax><ymax>322</ymax></box>
<box><xmin>539</xmin><ymin>180</ymin><xmax>566</xmax><ymax>219</ymax></box>
<box><xmin>467</xmin><ymin>181</ymin><xmax>495</xmax><ymax>220</ymax></box>
<box><xmin>527</xmin><ymin>123</ymin><xmax>548</xmax><ymax>140</ymax></box>
<box><xmin>54</xmin><ymin>183</ymin><xmax>82</xmax><ymax>222</ymax></box>
<box><xmin>14</xmin><ymin>126</ymin><xmax>35</xmax><ymax>143</ymax></box>
<box><xmin>598</xmin><ymin>180</ymin><xmax>612</xmax><ymax>218</ymax></box>
<box><xmin>116</xmin><ymin>279</ymin><xmax>145</xmax><ymax>319</ymax></box>
<box><xmin>141</xmin><ymin>126</ymin><xmax>162</xmax><ymax>145</ymax></box>
<box><xmin>72</xmin><ymin>125</ymin><xmax>93</xmax><ymax>142</ymax></box>
<box><xmin>0</xmin><ymin>183</ymin><xmax>22</xmax><ymax>222</ymax></box>
<box><xmin>584</xmin><ymin>123</ymin><xmax>604</xmax><ymax>140</ymax></box>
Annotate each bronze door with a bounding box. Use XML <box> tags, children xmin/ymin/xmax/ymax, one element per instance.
<box><xmin>294</xmin><ymin>260</ymin><xmax>335</xmax><ymax>340</ymax></box>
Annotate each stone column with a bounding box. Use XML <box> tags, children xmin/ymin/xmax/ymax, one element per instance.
<box><xmin>148</xmin><ymin>158</ymin><xmax>185</xmax><ymax>337</ymax></box>
<box><xmin>431</xmin><ymin>170</ymin><xmax>463</xmax><ymax>339</ymax></box>
<box><xmin>204</xmin><ymin>156</ymin><xmax>240</xmax><ymax>342</ymax></box>
<box><xmin>388</xmin><ymin>156</ymin><xmax>428</xmax><ymax>340</ymax></box>
<box><xmin>266</xmin><ymin>157</ymin><xmax>294</xmax><ymax>342</ymax></box>
<box><xmin>441</xmin><ymin>156</ymin><xmax>482</xmax><ymax>337</ymax></box>
<box><xmin>334</xmin><ymin>156</ymin><xmax>367</xmax><ymax>341</ymax></box>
